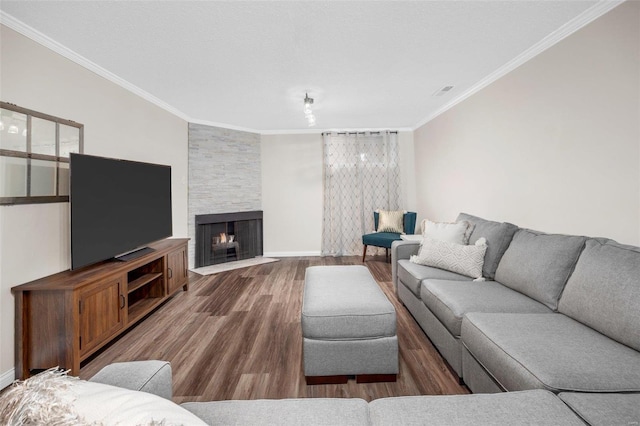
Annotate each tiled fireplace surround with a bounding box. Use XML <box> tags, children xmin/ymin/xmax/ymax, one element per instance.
<box><xmin>188</xmin><ymin>123</ymin><xmax>262</xmax><ymax>268</ymax></box>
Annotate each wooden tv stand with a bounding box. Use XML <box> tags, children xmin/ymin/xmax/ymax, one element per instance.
<box><xmin>12</xmin><ymin>238</ymin><xmax>189</xmax><ymax>379</ymax></box>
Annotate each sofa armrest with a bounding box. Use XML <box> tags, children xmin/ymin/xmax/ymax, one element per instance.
<box><xmin>89</xmin><ymin>360</ymin><xmax>172</xmax><ymax>400</ymax></box>
<box><xmin>391</xmin><ymin>240</ymin><xmax>421</xmax><ymax>292</ymax></box>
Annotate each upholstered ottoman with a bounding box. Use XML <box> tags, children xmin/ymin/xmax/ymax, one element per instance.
<box><xmin>302</xmin><ymin>265</ymin><xmax>398</xmax><ymax>384</ymax></box>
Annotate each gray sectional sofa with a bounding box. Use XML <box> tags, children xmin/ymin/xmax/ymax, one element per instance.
<box><xmin>4</xmin><ymin>216</ymin><xmax>639</xmax><ymax>424</ymax></box>
<box><xmin>392</xmin><ymin>212</ymin><xmax>640</xmax><ymax>401</ymax></box>
<box><xmin>3</xmin><ymin>359</ymin><xmax>602</xmax><ymax>425</ymax></box>
<box><xmin>78</xmin><ymin>361</ymin><xmax>640</xmax><ymax>424</ymax></box>
<box><xmin>79</xmin><ymin>361</ymin><xmax>604</xmax><ymax>425</ymax></box>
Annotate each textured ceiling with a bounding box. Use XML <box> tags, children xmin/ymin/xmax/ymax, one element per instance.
<box><xmin>0</xmin><ymin>1</ymin><xmax>611</xmax><ymax>132</ymax></box>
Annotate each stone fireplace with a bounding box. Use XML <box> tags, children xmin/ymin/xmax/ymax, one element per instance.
<box><xmin>188</xmin><ymin>123</ymin><xmax>262</xmax><ymax>268</ymax></box>
<box><xmin>195</xmin><ymin>210</ymin><xmax>263</xmax><ymax>268</ymax></box>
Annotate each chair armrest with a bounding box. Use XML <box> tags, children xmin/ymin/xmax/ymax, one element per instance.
<box><xmin>89</xmin><ymin>360</ymin><xmax>172</xmax><ymax>400</ymax></box>
<box><xmin>391</xmin><ymin>240</ymin><xmax>421</xmax><ymax>293</ymax></box>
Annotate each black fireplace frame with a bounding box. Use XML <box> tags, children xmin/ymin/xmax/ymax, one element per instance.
<box><xmin>195</xmin><ymin>210</ymin><xmax>263</xmax><ymax>268</ymax></box>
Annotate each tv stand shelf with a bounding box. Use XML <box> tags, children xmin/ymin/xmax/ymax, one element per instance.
<box><xmin>12</xmin><ymin>238</ymin><xmax>189</xmax><ymax>379</ymax></box>
<box><xmin>128</xmin><ymin>273</ymin><xmax>163</xmax><ymax>293</ymax></box>
<box><xmin>128</xmin><ymin>296</ymin><xmax>164</xmax><ymax>324</ymax></box>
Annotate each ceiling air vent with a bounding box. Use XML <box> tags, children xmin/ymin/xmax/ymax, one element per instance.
<box><xmin>433</xmin><ymin>85</ymin><xmax>454</xmax><ymax>97</ymax></box>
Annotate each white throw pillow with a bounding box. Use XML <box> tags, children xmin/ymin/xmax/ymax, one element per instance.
<box><xmin>421</xmin><ymin>219</ymin><xmax>474</xmax><ymax>245</ymax></box>
<box><xmin>410</xmin><ymin>237</ymin><xmax>487</xmax><ymax>279</ymax></box>
<box><xmin>377</xmin><ymin>210</ymin><xmax>405</xmax><ymax>233</ymax></box>
<box><xmin>0</xmin><ymin>369</ymin><xmax>88</xmax><ymax>425</ymax></box>
<box><xmin>72</xmin><ymin>380</ymin><xmax>208</xmax><ymax>425</ymax></box>
<box><xmin>0</xmin><ymin>368</ymin><xmax>207</xmax><ymax>426</ymax></box>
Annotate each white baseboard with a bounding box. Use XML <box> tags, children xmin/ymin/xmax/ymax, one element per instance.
<box><xmin>263</xmin><ymin>251</ymin><xmax>321</xmax><ymax>257</ymax></box>
<box><xmin>0</xmin><ymin>368</ymin><xmax>15</xmax><ymax>389</ymax></box>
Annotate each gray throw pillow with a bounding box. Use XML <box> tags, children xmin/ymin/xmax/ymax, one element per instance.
<box><xmin>456</xmin><ymin>213</ymin><xmax>518</xmax><ymax>280</ymax></box>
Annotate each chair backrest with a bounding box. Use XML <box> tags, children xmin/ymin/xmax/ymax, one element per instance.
<box><xmin>374</xmin><ymin>211</ymin><xmax>417</xmax><ymax>234</ymax></box>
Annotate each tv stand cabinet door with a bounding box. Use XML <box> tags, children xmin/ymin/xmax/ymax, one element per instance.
<box><xmin>167</xmin><ymin>245</ymin><xmax>188</xmax><ymax>295</ymax></box>
<box><xmin>78</xmin><ymin>277</ymin><xmax>125</xmax><ymax>358</ymax></box>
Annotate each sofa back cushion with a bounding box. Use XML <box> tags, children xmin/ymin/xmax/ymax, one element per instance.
<box><xmin>558</xmin><ymin>238</ymin><xmax>640</xmax><ymax>351</ymax></box>
<box><xmin>495</xmin><ymin>229</ymin><xmax>586</xmax><ymax>310</ymax></box>
<box><xmin>456</xmin><ymin>213</ymin><xmax>518</xmax><ymax>279</ymax></box>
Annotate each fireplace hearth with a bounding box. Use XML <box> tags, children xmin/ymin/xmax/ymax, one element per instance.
<box><xmin>195</xmin><ymin>211</ymin><xmax>263</xmax><ymax>268</ymax></box>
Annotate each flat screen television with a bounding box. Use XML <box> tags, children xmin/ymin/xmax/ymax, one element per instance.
<box><xmin>70</xmin><ymin>153</ymin><xmax>172</xmax><ymax>270</ymax></box>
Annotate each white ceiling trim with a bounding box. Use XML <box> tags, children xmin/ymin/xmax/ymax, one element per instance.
<box><xmin>412</xmin><ymin>0</ymin><xmax>625</xmax><ymax>130</ymax></box>
<box><xmin>259</xmin><ymin>126</ymin><xmax>415</xmax><ymax>136</ymax></box>
<box><xmin>188</xmin><ymin>117</ymin><xmax>261</xmax><ymax>134</ymax></box>
<box><xmin>188</xmin><ymin>119</ymin><xmax>416</xmax><ymax>136</ymax></box>
<box><xmin>2</xmin><ymin>2</ymin><xmax>624</xmax><ymax>135</ymax></box>
<box><xmin>0</xmin><ymin>10</ymin><xmax>192</xmax><ymax>122</ymax></box>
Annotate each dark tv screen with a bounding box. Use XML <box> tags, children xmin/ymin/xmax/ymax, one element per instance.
<box><xmin>70</xmin><ymin>153</ymin><xmax>172</xmax><ymax>270</ymax></box>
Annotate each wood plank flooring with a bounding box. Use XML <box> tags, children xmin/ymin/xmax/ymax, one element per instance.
<box><xmin>80</xmin><ymin>256</ymin><xmax>468</xmax><ymax>403</ymax></box>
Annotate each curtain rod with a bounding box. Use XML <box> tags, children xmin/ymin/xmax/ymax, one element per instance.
<box><xmin>321</xmin><ymin>131</ymin><xmax>399</xmax><ymax>136</ymax></box>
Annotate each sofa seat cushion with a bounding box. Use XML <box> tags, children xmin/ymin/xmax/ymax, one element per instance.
<box><xmin>495</xmin><ymin>229</ymin><xmax>587</xmax><ymax>310</ymax></box>
<box><xmin>362</xmin><ymin>232</ymin><xmax>401</xmax><ymax>249</ymax></box>
<box><xmin>559</xmin><ymin>392</ymin><xmax>640</xmax><ymax>426</ymax></box>
<box><xmin>368</xmin><ymin>390</ymin><xmax>583</xmax><ymax>426</ymax></box>
<box><xmin>183</xmin><ymin>398</ymin><xmax>369</xmax><ymax>426</ymax></box>
<box><xmin>421</xmin><ymin>280</ymin><xmax>551</xmax><ymax>337</ymax></box>
<box><xmin>302</xmin><ymin>265</ymin><xmax>396</xmax><ymax>340</ymax></box>
<box><xmin>462</xmin><ymin>313</ymin><xmax>640</xmax><ymax>392</ymax></box>
<box><xmin>397</xmin><ymin>259</ymin><xmax>471</xmax><ymax>297</ymax></box>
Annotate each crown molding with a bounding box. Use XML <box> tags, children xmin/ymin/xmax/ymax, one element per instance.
<box><xmin>412</xmin><ymin>0</ymin><xmax>625</xmax><ymax>130</ymax></box>
<box><xmin>2</xmin><ymin>1</ymin><xmax>624</xmax><ymax>136</ymax></box>
<box><xmin>1</xmin><ymin>11</ymin><xmax>326</xmax><ymax>135</ymax></box>
<box><xmin>188</xmin><ymin>118</ymin><xmax>262</xmax><ymax>135</ymax></box>
<box><xmin>260</xmin><ymin>127</ymin><xmax>413</xmax><ymax>136</ymax></box>
<box><xmin>0</xmin><ymin>11</ymin><xmax>192</xmax><ymax>123</ymax></box>
<box><xmin>260</xmin><ymin>128</ymin><xmax>325</xmax><ymax>135</ymax></box>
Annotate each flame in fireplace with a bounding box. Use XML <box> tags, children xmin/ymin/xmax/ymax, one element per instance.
<box><xmin>212</xmin><ymin>233</ymin><xmax>235</xmax><ymax>245</ymax></box>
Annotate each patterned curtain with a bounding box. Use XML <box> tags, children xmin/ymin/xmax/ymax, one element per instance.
<box><xmin>322</xmin><ymin>131</ymin><xmax>402</xmax><ymax>256</ymax></box>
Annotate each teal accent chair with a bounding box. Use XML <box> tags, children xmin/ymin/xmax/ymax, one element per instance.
<box><xmin>362</xmin><ymin>211</ymin><xmax>417</xmax><ymax>262</ymax></box>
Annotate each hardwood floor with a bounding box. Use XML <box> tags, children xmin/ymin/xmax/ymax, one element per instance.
<box><xmin>80</xmin><ymin>256</ymin><xmax>468</xmax><ymax>403</ymax></box>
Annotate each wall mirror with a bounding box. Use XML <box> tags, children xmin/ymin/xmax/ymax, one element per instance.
<box><xmin>0</xmin><ymin>101</ymin><xmax>83</xmax><ymax>205</ymax></box>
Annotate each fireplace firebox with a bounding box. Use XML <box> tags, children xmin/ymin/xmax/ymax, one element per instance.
<box><xmin>195</xmin><ymin>211</ymin><xmax>263</xmax><ymax>268</ymax></box>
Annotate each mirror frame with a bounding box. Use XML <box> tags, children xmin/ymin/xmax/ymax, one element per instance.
<box><xmin>0</xmin><ymin>101</ymin><xmax>84</xmax><ymax>205</ymax></box>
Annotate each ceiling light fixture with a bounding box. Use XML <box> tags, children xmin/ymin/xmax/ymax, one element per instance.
<box><xmin>304</xmin><ymin>93</ymin><xmax>316</xmax><ymax>127</ymax></box>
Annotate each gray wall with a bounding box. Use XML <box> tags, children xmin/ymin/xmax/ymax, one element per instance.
<box><xmin>188</xmin><ymin>123</ymin><xmax>261</xmax><ymax>267</ymax></box>
<box><xmin>1</xmin><ymin>25</ymin><xmax>189</xmax><ymax>382</ymax></box>
<box><xmin>413</xmin><ymin>1</ymin><xmax>639</xmax><ymax>245</ymax></box>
